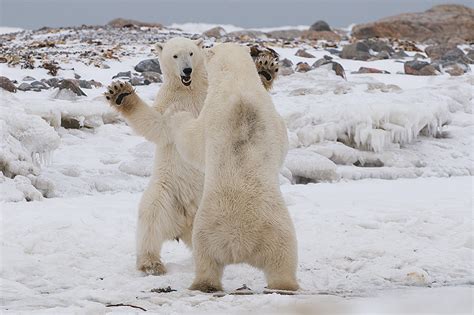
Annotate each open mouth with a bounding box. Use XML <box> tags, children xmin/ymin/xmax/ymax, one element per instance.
<box><xmin>181</xmin><ymin>75</ymin><xmax>192</xmax><ymax>86</ymax></box>
<box><xmin>258</xmin><ymin>70</ymin><xmax>272</xmax><ymax>81</ymax></box>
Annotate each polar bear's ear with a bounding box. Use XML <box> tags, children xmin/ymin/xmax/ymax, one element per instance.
<box><xmin>193</xmin><ymin>38</ymin><xmax>204</xmax><ymax>48</ymax></box>
<box><xmin>155</xmin><ymin>43</ymin><xmax>164</xmax><ymax>56</ymax></box>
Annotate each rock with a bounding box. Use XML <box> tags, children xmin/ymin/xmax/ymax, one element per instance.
<box><xmin>130</xmin><ymin>76</ymin><xmax>146</xmax><ymax>86</ymax></box>
<box><xmin>42</xmin><ymin>62</ymin><xmax>59</xmax><ymax>76</ymax></box>
<box><xmin>22</xmin><ymin>76</ymin><xmax>36</xmax><ymax>81</ymax></box>
<box><xmin>61</xmin><ymin>117</ymin><xmax>83</xmax><ymax>129</ymax></box>
<box><xmin>279</xmin><ymin>58</ymin><xmax>295</xmax><ymax>76</ymax></box>
<box><xmin>352</xmin><ymin>5</ymin><xmax>474</xmax><ymax>43</ymax></box>
<box><xmin>404</xmin><ymin>60</ymin><xmax>438</xmax><ymax>76</ymax></box>
<box><xmin>425</xmin><ymin>44</ymin><xmax>457</xmax><ymax>60</ymax></box>
<box><xmin>391</xmin><ymin>50</ymin><xmax>409</xmax><ymax>59</ymax></box>
<box><xmin>0</xmin><ymin>76</ymin><xmax>17</xmax><ymax>92</ymax></box>
<box><xmin>440</xmin><ymin>48</ymin><xmax>468</xmax><ymax>63</ymax></box>
<box><xmin>364</xmin><ymin>39</ymin><xmax>394</xmax><ymax>54</ymax></box>
<box><xmin>301</xmin><ymin>31</ymin><xmax>341</xmax><ymax>42</ymax></box>
<box><xmin>266</xmin><ymin>29</ymin><xmax>303</xmax><ymax>40</ymax></box>
<box><xmin>312</xmin><ymin>55</ymin><xmax>333</xmax><ymax>68</ymax></box>
<box><xmin>134</xmin><ymin>59</ymin><xmax>161</xmax><ymax>74</ymax></box>
<box><xmin>466</xmin><ymin>50</ymin><xmax>474</xmax><ymax>63</ymax></box>
<box><xmin>112</xmin><ymin>71</ymin><xmax>132</xmax><ymax>79</ymax></box>
<box><xmin>280</xmin><ymin>58</ymin><xmax>294</xmax><ymax>67</ymax></box>
<box><xmin>203</xmin><ymin>26</ymin><xmax>226</xmax><ymax>38</ymax></box>
<box><xmin>325</xmin><ymin>48</ymin><xmax>341</xmax><ymax>56</ymax></box>
<box><xmin>340</xmin><ymin>42</ymin><xmax>371</xmax><ymax>60</ymax></box>
<box><xmin>296</xmin><ymin>62</ymin><xmax>312</xmax><ymax>73</ymax></box>
<box><xmin>373</xmin><ymin>51</ymin><xmax>390</xmax><ymax>60</ymax></box>
<box><xmin>108</xmin><ymin>18</ymin><xmax>162</xmax><ymax>28</ymax></box>
<box><xmin>295</xmin><ymin>49</ymin><xmax>315</xmax><ymax>58</ymax></box>
<box><xmin>142</xmin><ymin>71</ymin><xmax>162</xmax><ymax>83</ymax></box>
<box><xmin>17</xmin><ymin>83</ymin><xmax>32</xmax><ymax>91</ymax></box>
<box><xmin>354</xmin><ymin>67</ymin><xmax>390</xmax><ymax>74</ymax></box>
<box><xmin>42</xmin><ymin>78</ymin><xmax>60</xmax><ymax>88</ymax></box>
<box><xmin>309</xmin><ymin>20</ymin><xmax>331</xmax><ymax>32</ymax></box>
<box><xmin>442</xmin><ymin>62</ymin><xmax>470</xmax><ymax>76</ymax></box>
<box><xmin>78</xmin><ymin>80</ymin><xmax>92</xmax><ymax>89</ymax></box>
<box><xmin>331</xmin><ymin>62</ymin><xmax>346</xmax><ymax>79</ymax></box>
<box><xmin>74</xmin><ymin>73</ymin><xmax>81</xmax><ymax>79</ymax></box>
<box><xmin>30</xmin><ymin>81</ymin><xmax>49</xmax><ymax>91</ymax></box>
<box><xmin>56</xmin><ymin>79</ymin><xmax>87</xmax><ymax>96</ymax></box>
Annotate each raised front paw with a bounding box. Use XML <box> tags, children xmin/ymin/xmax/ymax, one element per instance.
<box><xmin>250</xmin><ymin>45</ymin><xmax>280</xmax><ymax>91</ymax></box>
<box><xmin>104</xmin><ymin>81</ymin><xmax>135</xmax><ymax>110</ymax></box>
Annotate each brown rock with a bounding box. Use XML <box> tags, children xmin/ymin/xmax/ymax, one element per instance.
<box><xmin>352</xmin><ymin>5</ymin><xmax>474</xmax><ymax>43</ymax></box>
<box><xmin>295</xmin><ymin>49</ymin><xmax>315</xmax><ymax>58</ymax></box>
<box><xmin>0</xmin><ymin>76</ymin><xmax>17</xmax><ymax>93</ymax></box>
<box><xmin>295</xmin><ymin>62</ymin><xmax>312</xmax><ymax>73</ymax></box>
<box><xmin>444</xmin><ymin>63</ymin><xmax>466</xmax><ymax>76</ymax></box>
<box><xmin>108</xmin><ymin>18</ymin><xmax>162</xmax><ymax>28</ymax></box>
<box><xmin>57</xmin><ymin>79</ymin><xmax>87</xmax><ymax>96</ymax></box>
<box><xmin>203</xmin><ymin>26</ymin><xmax>226</xmax><ymax>38</ymax></box>
<box><xmin>404</xmin><ymin>60</ymin><xmax>437</xmax><ymax>76</ymax></box>
<box><xmin>354</xmin><ymin>67</ymin><xmax>390</xmax><ymax>74</ymax></box>
<box><xmin>301</xmin><ymin>30</ymin><xmax>341</xmax><ymax>42</ymax></box>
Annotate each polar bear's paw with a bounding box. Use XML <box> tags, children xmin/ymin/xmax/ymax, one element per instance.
<box><xmin>104</xmin><ymin>81</ymin><xmax>136</xmax><ymax>111</ymax></box>
<box><xmin>250</xmin><ymin>45</ymin><xmax>279</xmax><ymax>91</ymax></box>
<box><xmin>189</xmin><ymin>281</ymin><xmax>223</xmax><ymax>293</ymax></box>
<box><xmin>137</xmin><ymin>257</ymin><xmax>167</xmax><ymax>276</ymax></box>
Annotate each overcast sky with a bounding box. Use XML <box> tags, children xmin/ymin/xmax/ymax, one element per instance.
<box><xmin>1</xmin><ymin>0</ymin><xmax>472</xmax><ymax>29</ymax></box>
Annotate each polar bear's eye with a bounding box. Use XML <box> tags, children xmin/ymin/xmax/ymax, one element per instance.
<box><xmin>173</xmin><ymin>55</ymin><xmax>178</xmax><ymax>59</ymax></box>
<box><xmin>190</xmin><ymin>52</ymin><xmax>193</xmax><ymax>56</ymax></box>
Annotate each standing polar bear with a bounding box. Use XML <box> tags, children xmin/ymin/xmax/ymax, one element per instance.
<box><xmin>104</xmin><ymin>37</ymin><xmax>280</xmax><ymax>276</ymax></box>
<box><xmin>106</xmin><ymin>37</ymin><xmax>207</xmax><ymax>275</ymax></box>
<box><xmin>168</xmin><ymin>43</ymin><xmax>299</xmax><ymax>292</ymax></box>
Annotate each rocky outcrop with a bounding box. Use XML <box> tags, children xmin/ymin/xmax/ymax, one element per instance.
<box><xmin>352</xmin><ymin>5</ymin><xmax>474</xmax><ymax>43</ymax></box>
<box><xmin>108</xmin><ymin>18</ymin><xmax>163</xmax><ymax>28</ymax></box>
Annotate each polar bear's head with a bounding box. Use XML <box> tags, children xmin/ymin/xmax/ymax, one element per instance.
<box><xmin>204</xmin><ymin>43</ymin><xmax>256</xmax><ymax>80</ymax></box>
<box><xmin>155</xmin><ymin>37</ymin><xmax>204</xmax><ymax>87</ymax></box>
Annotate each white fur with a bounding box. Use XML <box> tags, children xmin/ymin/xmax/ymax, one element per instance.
<box><xmin>169</xmin><ymin>43</ymin><xmax>299</xmax><ymax>291</ymax></box>
<box><xmin>117</xmin><ymin>37</ymin><xmax>207</xmax><ymax>274</ymax></box>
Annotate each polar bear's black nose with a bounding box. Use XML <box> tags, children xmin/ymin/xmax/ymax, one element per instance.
<box><xmin>183</xmin><ymin>67</ymin><xmax>192</xmax><ymax>75</ymax></box>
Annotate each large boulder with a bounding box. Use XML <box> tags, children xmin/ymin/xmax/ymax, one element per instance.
<box><xmin>309</xmin><ymin>20</ymin><xmax>331</xmax><ymax>32</ymax></box>
<box><xmin>203</xmin><ymin>26</ymin><xmax>226</xmax><ymax>38</ymax></box>
<box><xmin>352</xmin><ymin>5</ymin><xmax>474</xmax><ymax>43</ymax></box>
<box><xmin>340</xmin><ymin>42</ymin><xmax>371</xmax><ymax>60</ymax></box>
<box><xmin>134</xmin><ymin>59</ymin><xmax>161</xmax><ymax>74</ymax></box>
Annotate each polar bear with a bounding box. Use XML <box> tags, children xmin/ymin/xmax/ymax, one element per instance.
<box><xmin>167</xmin><ymin>43</ymin><xmax>299</xmax><ymax>292</ymax></box>
<box><xmin>104</xmin><ymin>37</ymin><xmax>279</xmax><ymax>276</ymax></box>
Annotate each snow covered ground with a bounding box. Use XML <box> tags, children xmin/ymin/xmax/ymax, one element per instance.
<box><xmin>1</xmin><ymin>23</ymin><xmax>473</xmax><ymax>313</ymax></box>
<box><xmin>2</xmin><ymin>177</ymin><xmax>473</xmax><ymax>313</ymax></box>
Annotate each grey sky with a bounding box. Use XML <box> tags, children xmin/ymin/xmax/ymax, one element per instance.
<box><xmin>0</xmin><ymin>0</ymin><xmax>472</xmax><ymax>30</ymax></box>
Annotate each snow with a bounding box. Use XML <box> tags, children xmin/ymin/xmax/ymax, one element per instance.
<box><xmin>0</xmin><ymin>26</ymin><xmax>23</xmax><ymax>35</ymax></box>
<box><xmin>1</xmin><ymin>177</ymin><xmax>472</xmax><ymax>313</ymax></box>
